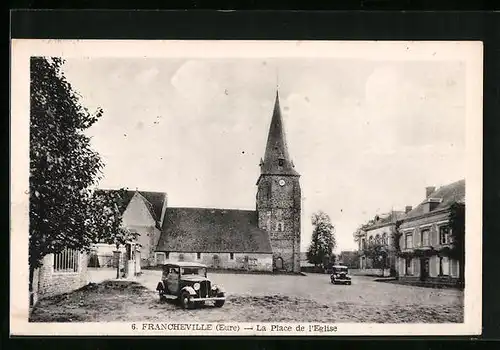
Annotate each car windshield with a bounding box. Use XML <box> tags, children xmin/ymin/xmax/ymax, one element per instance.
<box><xmin>181</xmin><ymin>267</ymin><xmax>207</xmax><ymax>277</ymax></box>
<box><xmin>334</xmin><ymin>267</ymin><xmax>348</xmax><ymax>273</ymax></box>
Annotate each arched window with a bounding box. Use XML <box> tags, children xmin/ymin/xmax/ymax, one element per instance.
<box><xmin>382</xmin><ymin>233</ymin><xmax>388</xmax><ymax>245</ymax></box>
<box><xmin>369</xmin><ymin>236</ymin><xmax>374</xmax><ymax>246</ymax></box>
<box><xmin>375</xmin><ymin>234</ymin><xmax>381</xmax><ymax>245</ymax></box>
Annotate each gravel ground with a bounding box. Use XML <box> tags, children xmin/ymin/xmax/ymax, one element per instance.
<box><xmin>30</xmin><ymin>270</ymin><xmax>463</xmax><ymax>323</ymax></box>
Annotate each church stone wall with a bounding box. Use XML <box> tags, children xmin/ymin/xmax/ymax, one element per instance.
<box><xmin>156</xmin><ymin>252</ymin><xmax>273</xmax><ymax>272</ymax></box>
<box><xmin>257</xmin><ymin>176</ymin><xmax>301</xmax><ymax>273</ymax></box>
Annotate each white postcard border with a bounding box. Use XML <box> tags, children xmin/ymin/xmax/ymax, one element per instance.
<box><xmin>10</xmin><ymin>39</ymin><xmax>483</xmax><ymax>336</ymax></box>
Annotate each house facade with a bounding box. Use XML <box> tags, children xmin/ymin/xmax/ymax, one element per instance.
<box><xmin>30</xmin><ymin>248</ymin><xmax>89</xmax><ymax>307</ymax></box>
<box><xmin>397</xmin><ymin>180</ymin><xmax>465</xmax><ymax>287</ymax></box>
<box><xmin>91</xmin><ymin>189</ymin><xmax>167</xmax><ymax>275</ymax></box>
<box><xmin>355</xmin><ymin>210</ymin><xmax>408</xmax><ymax>276</ymax></box>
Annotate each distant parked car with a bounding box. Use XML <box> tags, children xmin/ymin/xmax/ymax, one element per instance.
<box><xmin>330</xmin><ymin>265</ymin><xmax>352</xmax><ymax>285</ymax></box>
<box><xmin>156</xmin><ymin>262</ymin><xmax>226</xmax><ymax>309</ymax></box>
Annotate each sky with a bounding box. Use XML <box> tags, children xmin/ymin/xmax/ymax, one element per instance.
<box><xmin>61</xmin><ymin>56</ymin><xmax>466</xmax><ymax>253</ymax></box>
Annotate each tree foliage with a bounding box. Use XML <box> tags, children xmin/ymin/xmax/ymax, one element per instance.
<box><xmin>91</xmin><ymin>189</ymin><xmax>140</xmax><ymax>249</ymax></box>
<box><xmin>338</xmin><ymin>250</ymin><xmax>359</xmax><ymax>269</ymax></box>
<box><xmin>364</xmin><ymin>242</ymin><xmax>389</xmax><ymax>273</ymax></box>
<box><xmin>29</xmin><ymin>57</ymin><xmax>104</xmax><ymax>271</ymax></box>
<box><xmin>307</xmin><ymin>211</ymin><xmax>336</xmax><ymax>268</ymax></box>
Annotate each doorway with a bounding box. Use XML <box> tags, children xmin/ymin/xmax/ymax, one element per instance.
<box><xmin>420</xmin><ymin>258</ymin><xmax>429</xmax><ymax>281</ymax></box>
<box><xmin>275</xmin><ymin>257</ymin><xmax>284</xmax><ymax>271</ymax></box>
<box><xmin>213</xmin><ymin>255</ymin><xmax>220</xmax><ymax>269</ymax></box>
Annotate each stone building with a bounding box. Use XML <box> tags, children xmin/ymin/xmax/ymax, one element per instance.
<box><xmin>355</xmin><ymin>210</ymin><xmax>408</xmax><ymax>276</ymax></box>
<box><xmin>155</xmin><ymin>208</ymin><xmax>273</xmax><ymax>271</ymax></box>
<box><xmin>155</xmin><ymin>91</ymin><xmax>302</xmax><ymax>273</ymax></box>
<box><xmin>94</xmin><ymin>91</ymin><xmax>302</xmax><ymax>273</ymax></box>
<box><xmin>397</xmin><ymin>179</ymin><xmax>465</xmax><ymax>287</ymax></box>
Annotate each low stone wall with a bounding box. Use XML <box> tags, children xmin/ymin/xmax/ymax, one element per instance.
<box><xmin>398</xmin><ymin>275</ymin><xmax>463</xmax><ymax>288</ymax></box>
<box><xmin>350</xmin><ymin>268</ymin><xmax>391</xmax><ymax>277</ymax></box>
<box><xmin>31</xmin><ymin>252</ymin><xmax>89</xmax><ymax>307</ymax></box>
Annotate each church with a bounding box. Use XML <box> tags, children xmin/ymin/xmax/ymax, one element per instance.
<box><xmin>95</xmin><ymin>91</ymin><xmax>302</xmax><ymax>273</ymax></box>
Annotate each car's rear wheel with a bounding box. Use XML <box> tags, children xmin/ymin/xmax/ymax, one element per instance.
<box><xmin>180</xmin><ymin>291</ymin><xmax>193</xmax><ymax>309</ymax></box>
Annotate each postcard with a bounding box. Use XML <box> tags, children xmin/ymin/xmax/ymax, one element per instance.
<box><xmin>10</xmin><ymin>39</ymin><xmax>483</xmax><ymax>336</ymax></box>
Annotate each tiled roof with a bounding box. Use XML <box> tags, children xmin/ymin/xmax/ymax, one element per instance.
<box><xmin>137</xmin><ymin>191</ymin><xmax>167</xmax><ymax>221</ymax></box>
<box><xmin>363</xmin><ymin>211</ymin><xmax>406</xmax><ymax>230</ymax></box>
<box><xmin>404</xmin><ymin>179</ymin><xmax>465</xmax><ymax>220</ymax></box>
<box><xmin>156</xmin><ymin>207</ymin><xmax>273</xmax><ymax>253</ymax></box>
<box><xmin>95</xmin><ymin>189</ymin><xmax>167</xmax><ymax>222</ymax></box>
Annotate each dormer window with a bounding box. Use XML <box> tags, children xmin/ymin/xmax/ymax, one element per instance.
<box><xmin>423</xmin><ymin>198</ymin><xmax>442</xmax><ymax>213</ymax></box>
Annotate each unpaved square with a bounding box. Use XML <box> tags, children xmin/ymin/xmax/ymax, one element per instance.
<box><xmin>30</xmin><ymin>270</ymin><xmax>463</xmax><ymax>323</ymax></box>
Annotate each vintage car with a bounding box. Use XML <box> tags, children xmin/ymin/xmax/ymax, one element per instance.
<box><xmin>156</xmin><ymin>262</ymin><xmax>226</xmax><ymax>309</ymax></box>
<box><xmin>330</xmin><ymin>265</ymin><xmax>352</xmax><ymax>285</ymax></box>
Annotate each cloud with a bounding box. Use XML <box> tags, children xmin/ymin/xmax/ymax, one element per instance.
<box><xmin>135</xmin><ymin>67</ymin><xmax>160</xmax><ymax>84</ymax></box>
<box><xmin>170</xmin><ymin>60</ymin><xmax>221</xmax><ymax>104</ymax></box>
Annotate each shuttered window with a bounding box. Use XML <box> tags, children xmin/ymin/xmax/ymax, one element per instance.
<box><xmin>439</xmin><ymin>226</ymin><xmax>450</xmax><ymax>244</ymax></box>
<box><xmin>53</xmin><ymin>248</ymin><xmax>79</xmax><ymax>273</ymax></box>
<box><xmin>439</xmin><ymin>256</ymin><xmax>450</xmax><ymax>276</ymax></box>
<box><xmin>405</xmin><ymin>258</ymin><xmax>412</xmax><ymax>275</ymax></box>
<box><xmin>451</xmin><ymin>259</ymin><xmax>459</xmax><ymax>277</ymax></box>
<box><xmin>405</xmin><ymin>234</ymin><xmax>413</xmax><ymax>249</ymax></box>
<box><xmin>421</xmin><ymin>229</ymin><xmax>430</xmax><ymax>246</ymax></box>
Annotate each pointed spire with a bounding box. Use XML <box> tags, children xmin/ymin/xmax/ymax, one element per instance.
<box><xmin>260</xmin><ymin>90</ymin><xmax>299</xmax><ymax>176</ymax></box>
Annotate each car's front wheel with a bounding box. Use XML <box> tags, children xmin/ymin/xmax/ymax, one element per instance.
<box><xmin>214</xmin><ymin>293</ymin><xmax>225</xmax><ymax>308</ymax></box>
<box><xmin>330</xmin><ymin>277</ymin><xmax>335</xmax><ymax>284</ymax></box>
<box><xmin>180</xmin><ymin>291</ymin><xmax>193</xmax><ymax>309</ymax></box>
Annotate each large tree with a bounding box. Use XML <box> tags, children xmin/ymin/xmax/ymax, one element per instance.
<box><xmin>307</xmin><ymin>211</ymin><xmax>336</xmax><ymax>269</ymax></box>
<box><xmin>29</xmin><ymin>57</ymin><xmax>105</xmax><ymax>289</ymax></box>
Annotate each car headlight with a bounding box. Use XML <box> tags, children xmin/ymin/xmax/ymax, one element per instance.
<box><xmin>193</xmin><ymin>283</ymin><xmax>200</xmax><ymax>291</ymax></box>
<box><xmin>211</xmin><ymin>284</ymin><xmax>218</xmax><ymax>290</ymax></box>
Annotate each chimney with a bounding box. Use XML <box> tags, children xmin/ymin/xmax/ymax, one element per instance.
<box><xmin>426</xmin><ymin>186</ymin><xmax>436</xmax><ymax>198</ymax></box>
<box><xmin>405</xmin><ymin>205</ymin><xmax>412</xmax><ymax>214</ymax></box>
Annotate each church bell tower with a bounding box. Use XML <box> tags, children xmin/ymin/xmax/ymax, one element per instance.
<box><xmin>256</xmin><ymin>91</ymin><xmax>301</xmax><ymax>273</ymax></box>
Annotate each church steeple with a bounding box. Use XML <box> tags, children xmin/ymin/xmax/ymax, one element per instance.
<box><xmin>260</xmin><ymin>90</ymin><xmax>299</xmax><ymax>176</ymax></box>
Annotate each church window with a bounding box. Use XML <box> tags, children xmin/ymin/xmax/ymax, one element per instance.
<box><xmin>276</xmin><ymin>222</ymin><xmax>284</xmax><ymax>232</ymax></box>
<box><xmin>278</xmin><ymin>159</ymin><xmax>284</xmax><ymax>166</ymax></box>
<box><xmin>229</xmin><ymin>253</ymin><xmax>234</xmax><ymax>260</ymax></box>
